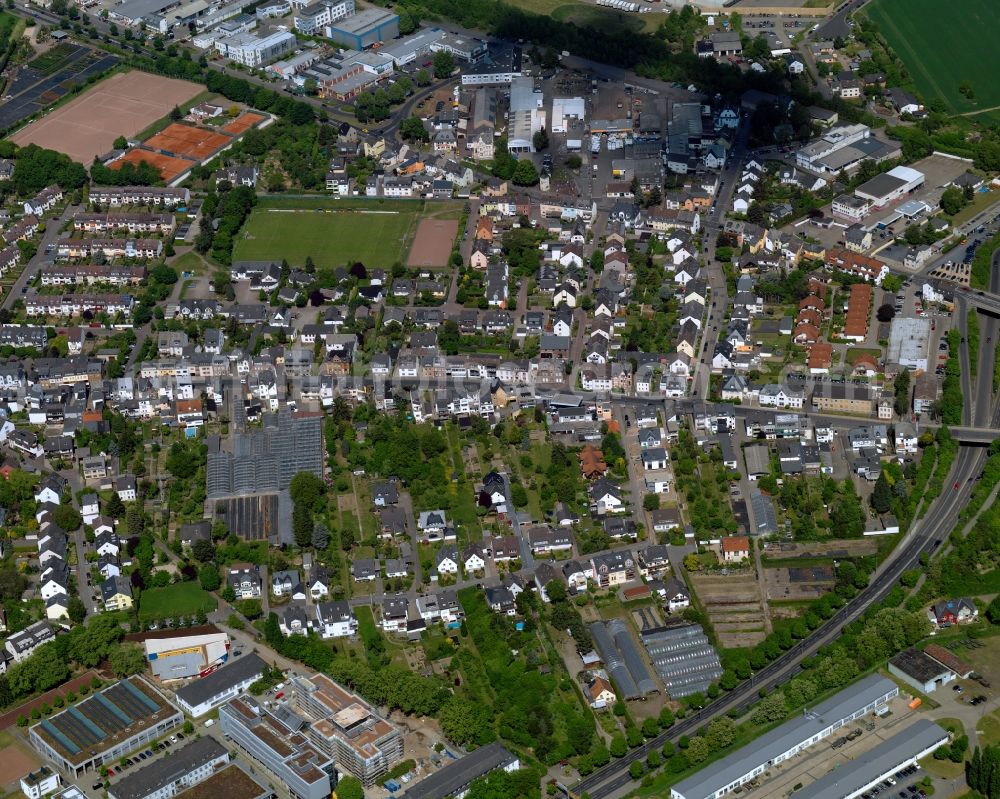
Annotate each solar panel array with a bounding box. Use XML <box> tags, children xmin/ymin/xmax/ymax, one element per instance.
<box><xmin>38</xmin><ymin>679</ymin><xmax>162</xmax><ymax>756</ymax></box>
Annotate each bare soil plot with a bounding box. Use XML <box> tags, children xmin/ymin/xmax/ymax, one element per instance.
<box><xmin>0</xmin><ymin>742</ymin><xmax>40</xmax><ymax>786</ymax></box>
<box><xmin>689</xmin><ymin>570</ymin><xmax>768</xmax><ymax>648</ymax></box>
<box><xmin>10</xmin><ymin>71</ymin><xmax>203</xmax><ymax>163</ymax></box>
<box><xmin>407</xmin><ymin>218</ymin><xmax>459</xmax><ymax>267</ymax></box>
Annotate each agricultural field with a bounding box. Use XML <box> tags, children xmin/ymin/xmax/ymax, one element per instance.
<box><xmin>138</xmin><ymin>582</ymin><xmax>217</xmax><ymax>622</ymax></box>
<box><xmin>233</xmin><ymin>198</ymin><xmax>462</xmax><ymax>269</ymax></box>
<box><xmin>863</xmin><ymin>0</ymin><xmax>1000</xmax><ymax>116</ymax></box>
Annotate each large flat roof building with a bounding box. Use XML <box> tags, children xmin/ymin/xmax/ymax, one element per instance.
<box><xmin>794</xmin><ymin>719</ymin><xmax>948</xmax><ymax>799</ymax></box>
<box><xmin>215</xmin><ymin>30</ymin><xmax>296</xmax><ymax>67</ymax></box>
<box><xmin>887</xmin><ymin>316</ymin><xmax>931</xmax><ymax>371</ymax></box>
<box><xmin>670</xmin><ymin>674</ymin><xmax>899</xmax><ymax>799</ymax></box>
<box><xmin>460</xmin><ymin>46</ymin><xmax>523</xmax><ymax>86</ymax></box>
<box><xmin>139</xmin><ymin>627</ymin><xmax>231</xmax><ymax>681</ymax></box>
<box><xmin>172</xmin><ymin>764</ymin><xmax>270</xmax><ymax>799</ymax></box>
<box><xmin>400</xmin><ymin>742</ymin><xmax>519</xmax><ymax>799</ymax></box>
<box><xmin>325</xmin><ymin>7</ymin><xmax>398</xmax><ymax>49</ymax></box>
<box><xmin>175</xmin><ymin>653</ymin><xmax>266</xmax><ymax>717</ymax></box>
<box><xmin>855</xmin><ymin>165</ymin><xmax>924</xmax><ymax>208</ymax></box>
<box><xmin>107</xmin><ymin>737</ymin><xmax>229</xmax><ymax>799</ymax></box>
<box><xmin>219</xmin><ymin>695</ymin><xmax>335</xmax><ymax>799</ymax></box>
<box><xmin>287</xmin><ymin>673</ymin><xmax>403</xmax><ymax>786</ymax></box>
<box><xmin>29</xmin><ymin>677</ymin><xmax>183</xmax><ymax>776</ymax></box>
<box><xmin>507</xmin><ymin>77</ymin><xmax>545</xmax><ymax>153</ymax></box>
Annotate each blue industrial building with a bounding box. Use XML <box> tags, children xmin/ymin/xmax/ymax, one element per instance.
<box><xmin>326</xmin><ymin>7</ymin><xmax>399</xmax><ymax>49</ymax></box>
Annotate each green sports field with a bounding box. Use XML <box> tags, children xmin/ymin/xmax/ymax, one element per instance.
<box><xmin>233</xmin><ymin>199</ymin><xmax>424</xmax><ymax>268</ymax></box>
<box><xmin>864</xmin><ymin>0</ymin><xmax>1000</xmax><ymax>116</ymax></box>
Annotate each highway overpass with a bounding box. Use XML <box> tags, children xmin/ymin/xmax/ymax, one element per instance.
<box><xmin>959</xmin><ymin>287</ymin><xmax>1000</xmax><ymax>316</ymax></box>
<box><xmin>950</xmin><ymin>426</ymin><xmax>1000</xmax><ymax>444</ymax></box>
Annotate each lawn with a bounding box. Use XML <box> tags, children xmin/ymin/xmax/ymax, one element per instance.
<box><xmin>978</xmin><ymin>708</ymin><xmax>1000</xmax><ymax>747</ymax></box>
<box><xmin>139</xmin><ymin>582</ymin><xmax>217</xmax><ymax>621</ymax></box>
<box><xmin>863</xmin><ymin>0</ymin><xmax>1000</xmax><ymax>115</ymax></box>
<box><xmin>233</xmin><ymin>199</ymin><xmax>427</xmax><ymax>268</ymax></box>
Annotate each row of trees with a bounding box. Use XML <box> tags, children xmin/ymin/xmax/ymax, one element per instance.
<box><xmin>193</xmin><ymin>184</ymin><xmax>256</xmax><ymax>266</ymax></box>
<box><xmin>6</xmin><ymin>616</ymin><xmax>145</xmax><ymax>718</ymax></box>
<box><xmin>967</xmin><ymin>745</ymin><xmax>1000</xmax><ymax>797</ymax></box>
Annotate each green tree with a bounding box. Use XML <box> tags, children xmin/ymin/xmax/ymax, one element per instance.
<box><xmin>192</xmin><ymin>539</ymin><xmax>216</xmax><ymax>562</ymax></box>
<box><xmin>415</xmin><ymin>68</ymin><xmax>431</xmax><ymax>86</ymax></box>
<box><xmin>312</xmin><ymin>522</ymin><xmax>330</xmax><ymax>551</ymax></box>
<box><xmin>199</xmin><ymin>564</ymin><xmax>221</xmax><ymax>592</ymax></box>
<box><xmin>940</xmin><ymin>186</ymin><xmax>967</xmax><ymax>215</ymax></box>
<box><xmin>871</xmin><ymin>470</ymin><xmax>893</xmax><ymax>514</ymax></box>
<box><xmin>686</xmin><ymin>736</ymin><xmax>710</xmax><ymax>764</ymax></box>
<box><xmin>293</xmin><ymin>502</ymin><xmax>313</xmax><ymax>548</ymax></box>
<box><xmin>237</xmin><ymin>598</ymin><xmax>262</xmax><ymax>620</ymax></box>
<box><xmin>706</xmin><ymin>717</ymin><xmax>735</xmax><ymax>750</ymax></box>
<box><xmin>67</xmin><ymin>596</ymin><xmax>87</xmax><ymax>624</ymax></box>
<box><xmin>643</xmin><ymin>493</ymin><xmax>660</xmax><ymax>511</ymax></box>
<box><xmin>894</xmin><ymin>368</ymin><xmax>911</xmax><ymax>416</ymax></box>
<box><xmin>751</xmin><ymin>691</ymin><xmax>787</xmax><ymax>725</ymax></box>
<box><xmin>512</xmin><ymin>159</ymin><xmax>539</xmax><ymax>186</ymax></box>
<box><xmin>432</xmin><ymin>50</ymin><xmax>455</xmax><ymax>78</ymax></box>
<box><xmin>335</xmin><ymin>776</ymin><xmax>364</xmax><ymax>799</ymax></box>
<box><xmin>109</xmin><ymin>643</ymin><xmax>147</xmax><ymax>677</ymax></box>
<box><xmin>610</xmin><ymin>734</ymin><xmax>627</xmax><ymax>758</ymax></box>
<box><xmin>439</xmin><ymin>696</ymin><xmax>495</xmax><ymax>747</ymax></box>
<box><xmin>400</xmin><ymin>115</ymin><xmax>429</xmax><ymax>142</ymax></box>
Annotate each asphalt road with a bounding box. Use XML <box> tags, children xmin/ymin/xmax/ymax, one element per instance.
<box><xmin>577</xmin><ymin>259</ymin><xmax>1000</xmax><ymax>799</ymax></box>
<box><xmin>576</xmin><ymin>436</ymin><xmax>990</xmax><ymax>798</ymax></box>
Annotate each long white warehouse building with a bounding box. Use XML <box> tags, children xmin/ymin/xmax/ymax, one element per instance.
<box><xmin>795</xmin><ymin>718</ymin><xmax>948</xmax><ymax>799</ymax></box>
<box><xmin>670</xmin><ymin>674</ymin><xmax>899</xmax><ymax>799</ymax></box>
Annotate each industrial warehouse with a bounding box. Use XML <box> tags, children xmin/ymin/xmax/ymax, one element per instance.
<box><xmin>134</xmin><ymin>626</ymin><xmax>232</xmax><ymax>680</ymax></box>
<box><xmin>794</xmin><ymin>719</ymin><xmax>949</xmax><ymax>799</ymax></box>
<box><xmin>670</xmin><ymin>675</ymin><xmax>899</xmax><ymax>799</ymax></box>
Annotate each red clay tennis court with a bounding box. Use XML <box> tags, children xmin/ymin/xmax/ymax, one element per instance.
<box><xmin>145</xmin><ymin>122</ymin><xmax>231</xmax><ymax>160</ymax></box>
<box><xmin>114</xmin><ymin>149</ymin><xmax>192</xmax><ymax>182</ymax></box>
<box><xmin>223</xmin><ymin>111</ymin><xmax>266</xmax><ymax>135</ymax></box>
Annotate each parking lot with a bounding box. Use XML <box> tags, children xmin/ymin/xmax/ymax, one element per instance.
<box><xmin>738</xmin><ymin>698</ymin><xmax>930</xmax><ymax>799</ymax></box>
<box><xmin>95</xmin><ymin>729</ymin><xmax>192</xmax><ymax>793</ymax></box>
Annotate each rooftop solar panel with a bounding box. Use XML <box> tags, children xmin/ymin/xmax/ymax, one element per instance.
<box><xmin>96</xmin><ymin>690</ymin><xmax>134</xmax><ymax>727</ymax></box>
<box><xmin>121</xmin><ymin>678</ymin><xmax>161</xmax><ymax>713</ymax></box>
<box><xmin>41</xmin><ymin>719</ymin><xmax>80</xmax><ymax>755</ymax></box>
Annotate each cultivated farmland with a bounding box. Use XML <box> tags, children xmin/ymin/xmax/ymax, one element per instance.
<box><xmin>863</xmin><ymin>0</ymin><xmax>1000</xmax><ymax>116</ymax></box>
